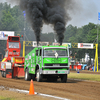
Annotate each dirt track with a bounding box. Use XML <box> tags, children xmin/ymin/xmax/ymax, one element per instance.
<box><xmin>0</xmin><ymin>71</ymin><xmax>100</xmax><ymax>100</ymax></box>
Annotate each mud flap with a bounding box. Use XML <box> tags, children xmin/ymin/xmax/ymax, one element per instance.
<box><xmin>6</xmin><ymin>69</ymin><xmax>13</xmax><ymax>78</ymax></box>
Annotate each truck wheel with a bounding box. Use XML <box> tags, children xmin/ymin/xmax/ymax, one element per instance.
<box><xmin>61</xmin><ymin>74</ymin><xmax>67</xmax><ymax>83</ymax></box>
<box><xmin>36</xmin><ymin>69</ymin><xmax>42</xmax><ymax>82</ymax></box>
<box><xmin>1</xmin><ymin>71</ymin><xmax>4</xmax><ymax>77</ymax></box>
<box><xmin>25</xmin><ymin>69</ymin><xmax>31</xmax><ymax>81</ymax></box>
<box><xmin>3</xmin><ymin>71</ymin><xmax>6</xmax><ymax>78</ymax></box>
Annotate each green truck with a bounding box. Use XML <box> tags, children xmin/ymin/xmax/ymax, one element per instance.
<box><xmin>24</xmin><ymin>45</ymin><xmax>70</xmax><ymax>82</ymax></box>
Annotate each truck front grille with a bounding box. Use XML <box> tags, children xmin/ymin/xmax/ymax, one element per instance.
<box><xmin>44</xmin><ymin>64</ymin><xmax>68</xmax><ymax>66</ymax></box>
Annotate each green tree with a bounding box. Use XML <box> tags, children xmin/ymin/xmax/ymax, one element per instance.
<box><xmin>63</xmin><ymin>25</ymin><xmax>77</xmax><ymax>43</ymax></box>
<box><xmin>0</xmin><ymin>10</ymin><xmax>19</xmax><ymax>31</ymax></box>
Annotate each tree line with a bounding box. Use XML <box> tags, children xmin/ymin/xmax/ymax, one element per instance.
<box><xmin>0</xmin><ymin>2</ymin><xmax>100</xmax><ymax>61</ymax></box>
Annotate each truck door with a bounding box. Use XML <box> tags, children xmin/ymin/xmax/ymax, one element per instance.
<box><xmin>36</xmin><ymin>48</ymin><xmax>42</xmax><ymax>68</ymax></box>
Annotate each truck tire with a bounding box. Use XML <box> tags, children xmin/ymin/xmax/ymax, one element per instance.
<box><xmin>25</xmin><ymin>69</ymin><xmax>31</xmax><ymax>81</ymax></box>
<box><xmin>3</xmin><ymin>71</ymin><xmax>6</xmax><ymax>78</ymax></box>
<box><xmin>1</xmin><ymin>71</ymin><xmax>4</xmax><ymax>77</ymax></box>
<box><xmin>61</xmin><ymin>74</ymin><xmax>67</xmax><ymax>83</ymax></box>
<box><xmin>36</xmin><ymin>69</ymin><xmax>42</xmax><ymax>82</ymax></box>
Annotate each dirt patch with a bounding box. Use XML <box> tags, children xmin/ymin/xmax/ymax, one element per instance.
<box><xmin>0</xmin><ymin>89</ymin><xmax>54</xmax><ymax>100</ymax></box>
<box><xmin>0</xmin><ymin>71</ymin><xmax>100</xmax><ymax>100</ymax></box>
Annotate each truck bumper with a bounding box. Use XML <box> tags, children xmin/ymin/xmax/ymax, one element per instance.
<box><xmin>42</xmin><ymin>70</ymin><xmax>70</xmax><ymax>74</ymax></box>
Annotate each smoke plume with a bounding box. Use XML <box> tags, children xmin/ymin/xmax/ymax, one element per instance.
<box><xmin>19</xmin><ymin>0</ymin><xmax>72</xmax><ymax>45</ymax></box>
<box><xmin>3</xmin><ymin>0</ymin><xmax>75</xmax><ymax>45</ymax></box>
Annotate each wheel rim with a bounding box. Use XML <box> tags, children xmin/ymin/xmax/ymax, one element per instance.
<box><xmin>36</xmin><ymin>71</ymin><xmax>39</xmax><ymax>80</ymax></box>
<box><xmin>25</xmin><ymin>71</ymin><xmax>28</xmax><ymax>80</ymax></box>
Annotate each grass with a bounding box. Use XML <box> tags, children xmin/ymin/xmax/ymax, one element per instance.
<box><xmin>68</xmin><ymin>72</ymin><xmax>100</xmax><ymax>82</ymax></box>
<box><xmin>0</xmin><ymin>96</ymin><xmax>14</xmax><ymax>100</ymax></box>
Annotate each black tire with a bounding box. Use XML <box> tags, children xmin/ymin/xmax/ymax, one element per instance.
<box><xmin>3</xmin><ymin>71</ymin><xmax>6</xmax><ymax>78</ymax></box>
<box><xmin>25</xmin><ymin>69</ymin><xmax>31</xmax><ymax>81</ymax></box>
<box><xmin>1</xmin><ymin>71</ymin><xmax>4</xmax><ymax>77</ymax></box>
<box><xmin>61</xmin><ymin>74</ymin><xmax>67</xmax><ymax>83</ymax></box>
<box><xmin>36</xmin><ymin>69</ymin><xmax>42</xmax><ymax>82</ymax></box>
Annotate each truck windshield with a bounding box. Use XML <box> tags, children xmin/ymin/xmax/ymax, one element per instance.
<box><xmin>44</xmin><ymin>49</ymin><xmax>67</xmax><ymax>56</ymax></box>
<box><xmin>9</xmin><ymin>42</ymin><xmax>19</xmax><ymax>48</ymax></box>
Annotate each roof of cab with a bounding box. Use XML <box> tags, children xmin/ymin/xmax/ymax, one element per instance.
<box><xmin>38</xmin><ymin>45</ymin><xmax>67</xmax><ymax>49</ymax></box>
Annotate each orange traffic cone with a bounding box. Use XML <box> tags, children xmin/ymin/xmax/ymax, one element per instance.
<box><xmin>29</xmin><ymin>79</ymin><xmax>35</xmax><ymax>95</ymax></box>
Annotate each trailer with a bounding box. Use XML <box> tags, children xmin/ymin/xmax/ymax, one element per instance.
<box><xmin>0</xmin><ymin>36</ymin><xmax>24</xmax><ymax>78</ymax></box>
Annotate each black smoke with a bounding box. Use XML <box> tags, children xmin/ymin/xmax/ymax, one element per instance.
<box><xmin>19</xmin><ymin>0</ymin><xmax>71</xmax><ymax>45</ymax></box>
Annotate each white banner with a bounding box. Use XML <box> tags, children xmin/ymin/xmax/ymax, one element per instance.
<box><xmin>0</xmin><ymin>31</ymin><xmax>14</xmax><ymax>40</ymax></box>
<box><xmin>52</xmin><ymin>42</ymin><xmax>60</xmax><ymax>45</ymax></box>
<box><xmin>78</xmin><ymin>43</ymin><xmax>93</xmax><ymax>49</ymax></box>
<box><xmin>33</xmin><ymin>41</ymin><xmax>49</xmax><ymax>47</ymax></box>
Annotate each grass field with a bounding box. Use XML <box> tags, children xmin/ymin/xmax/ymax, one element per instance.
<box><xmin>0</xmin><ymin>96</ymin><xmax>14</xmax><ymax>100</ymax></box>
<box><xmin>68</xmin><ymin>72</ymin><xmax>100</xmax><ymax>82</ymax></box>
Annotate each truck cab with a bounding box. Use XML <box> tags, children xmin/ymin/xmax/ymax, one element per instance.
<box><xmin>3</xmin><ymin>36</ymin><xmax>21</xmax><ymax>62</ymax></box>
<box><xmin>0</xmin><ymin>36</ymin><xmax>24</xmax><ymax>78</ymax></box>
<box><xmin>24</xmin><ymin>45</ymin><xmax>70</xmax><ymax>82</ymax></box>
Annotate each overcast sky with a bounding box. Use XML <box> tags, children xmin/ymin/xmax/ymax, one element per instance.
<box><xmin>68</xmin><ymin>0</ymin><xmax>100</xmax><ymax>27</ymax></box>
<box><xmin>0</xmin><ymin>0</ymin><xmax>100</xmax><ymax>33</ymax></box>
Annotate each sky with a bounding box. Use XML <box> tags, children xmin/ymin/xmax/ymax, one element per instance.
<box><xmin>0</xmin><ymin>0</ymin><xmax>100</xmax><ymax>33</ymax></box>
<box><xmin>67</xmin><ymin>0</ymin><xmax>100</xmax><ymax>27</ymax></box>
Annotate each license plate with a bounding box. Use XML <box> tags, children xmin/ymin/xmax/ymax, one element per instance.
<box><xmin>48</xmin><ymin>71</ymin><xmax>55</xmax><ymax>74</ymax></box>
<box><xmin>58</xmin><ymin>71</ymin><xmax>65</xmax><ymax>73</ymax></box>
<box><xmin>53</xmin><ymin>64</ymin><xmax>60</xmax><ymax>66</ymax></box>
